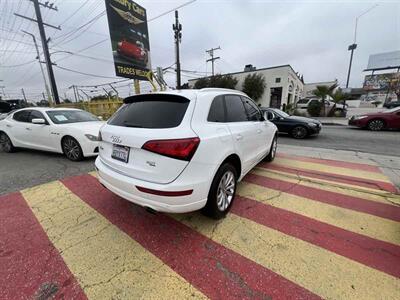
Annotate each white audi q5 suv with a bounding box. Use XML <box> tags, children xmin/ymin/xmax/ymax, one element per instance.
<box><xmin>95</xmin><ymin>88</ymin><xmax>278</xmax><ymax>219</ymax></box>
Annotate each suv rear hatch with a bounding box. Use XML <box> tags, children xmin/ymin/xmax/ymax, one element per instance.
<box><xmin>99</xmin><ymin>93</ymin><xmax>199</xmax><ymax>184</ymax></box>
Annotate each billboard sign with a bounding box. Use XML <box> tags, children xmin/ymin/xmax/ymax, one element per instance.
<box><xmin>105</xmin><ymin>0</ymin><xmax>151</xmax><ymax>80</ymax></box>
<box><xmin>363</xmin><ymin>72</ymin><xmax>400</xmax><ymax>91</ymax></box>
<box><xmin>366</xmin><ymin>51</ymin><xmax>400</xmax><ymax>70</ymax></box>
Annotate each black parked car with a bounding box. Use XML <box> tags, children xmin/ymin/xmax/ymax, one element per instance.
<box><xmin>383</xmin><ymin>101</ymin><xmax>400</xmax><ymax>109</ymax></box>
<box><xmin>0</xmin><ymin>100</ymin><xmax>13</xmax><ymax>113</ymax></box>
<box><xmin>261</xmin><ymin>108</ymin><xmax>322</xmax><ymax>139</ymax></box>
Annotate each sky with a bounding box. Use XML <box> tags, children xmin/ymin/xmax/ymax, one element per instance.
<box><xmin>0</xmin><ymin>0</ymin><xmax>399</xmax><ymax>102</ymax></box>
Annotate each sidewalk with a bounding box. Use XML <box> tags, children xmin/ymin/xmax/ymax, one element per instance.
<box><xmin>314</xmin><ymin>117</ymin><xmax>348</xmax><ymax>126</ymax></box>
<box><xmin>277</xmin><ymin>144</ymin><xmax>400</xmax><ymax>195</ymax></box>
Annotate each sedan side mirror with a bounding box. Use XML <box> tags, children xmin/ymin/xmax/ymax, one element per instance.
<box><xmin>263</xmin><ymin>111</ymin><xmax>273</xmax><ymax>121</ymax></box>
<box><xmin>32</xmin><ymin>118</ymin><xmax>46</xmax><ymax>124</ymax></box>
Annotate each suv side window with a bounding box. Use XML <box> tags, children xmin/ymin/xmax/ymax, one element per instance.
<box><xmin>225</xmin><ymin>95</ymin><xmax>248</xmax><ymax>122</ymax></box>
<box><xmin>13</xmin><ymin>110</ymin><xmax>31</xmax><ymax>123</ymax></box>
<box><xmin>241</xmin><ymin>97</ymin><xmax>261</xmax><ymax>121</ymax></box>
<box><xmin>207</xmin><ymin>95</ymin><xmax>226</xmax><ymax>122</ymax></box>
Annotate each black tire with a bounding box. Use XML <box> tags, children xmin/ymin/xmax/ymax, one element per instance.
<box><xmin>202</xmin><ymin>163</ymin><xmax>238</xmax><ymax>219</ymax></box>
<box><xmin>62</xmin><ymin>136</ymin><xmax>83</xmax><ymax>161</ymax></box>
<box><xmin>291</xmin><ymin>126</ymin><xmax>308</xmax><ymax>139</ymax></box>
<box><xmin>264</xmin><ymin>135</ymin><xmax>277</xmax><ymax>162</ymax></box>
<box><xmin>0</xmin><ymin>132</ymin><xmax>15</xmax><ymax>153</ymax></box>
<box><xmin>367</xmin><ymin>119</ymin><xmax>385</xmax><ymax>131</ymax></box>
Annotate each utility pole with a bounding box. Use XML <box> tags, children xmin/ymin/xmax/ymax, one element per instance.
<box><xmin>172</xmin><ymin>10</ymin><xmax>182</xmax><ymax>89</ymax></box>
<box><xmin>15</xmin><ymin>1</ymin><xmax>61</xmax><ymax>104</ymax></box>
<box><xmin>21</xmin><ymin>88</ymin><xmax>27</xmax><ymax>103</ymax></box>
<box><xmin>206</xmin><ymin>46</ymin><xmax>220</xmax><ymax>76</ymax></box>
<box><xmin>21</xmin><ymin>30</ymin><xmax>52</xmax><ymax>105</ymax></box>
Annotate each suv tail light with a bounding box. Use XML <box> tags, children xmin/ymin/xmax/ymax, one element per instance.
<box><xmin>142</xmin><ymin>137</ymin><xmax>200</xmax><ymax>161</ymax></box>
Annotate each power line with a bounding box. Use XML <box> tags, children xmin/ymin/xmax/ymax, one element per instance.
<box><xmin>0</xmin><ymin>60</ymin><xmax>36</xmax><ymax>68</ymax></box>
<box><xmin>59</xmin><ymin>0</ymin><xmax>90</xmax><ymax>26</ymax></box>
<box><xmin>55</xmin><ymin>65</ymin><xmax>120</xmax><ymax>79</ymax></box>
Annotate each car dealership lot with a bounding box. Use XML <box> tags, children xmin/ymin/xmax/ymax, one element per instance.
<box><xmin>1</xmin><ymin>153</ymin><xmax>399</xmax><ymax>299</ymax></box>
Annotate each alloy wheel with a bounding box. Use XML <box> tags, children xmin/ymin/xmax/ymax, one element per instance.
<box><xmin>271</xmin><ymin>137</ymin><xmax>277</xmax><ymax>159</ymax></box>
<box><xmin>63</xmin><ymin>138</ymin><xmax>81</xmax><ymax>160</ymax></box>
<box><xmin>0</xmin><ymin>133</ymin><xmax>11</xmax><ymax>152</ymax></box>
<box><xmin>216</xmin><ymin>170</ymin><xmax>235</xmax><ymax>211</ymax></box>
<box><xmin>368</xmin><ymin>120</ymin><xmax>384</xmax><ymax>131</ymax></box>
<box><xmin>292</xmin><ymin>126</ymin><xmax>307</xmax><ymax>139</ymax></box>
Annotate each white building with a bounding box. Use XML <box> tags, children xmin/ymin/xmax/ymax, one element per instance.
<box><xmin>188</xmin><ymin>64</ymin><xmax>304</xmax><ymax>108</ymax></box>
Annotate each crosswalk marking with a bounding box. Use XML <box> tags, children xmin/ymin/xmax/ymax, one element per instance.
<box><xmin>21</xmin><ymin>182</ymin><xmax>206</xmax><ymax>300</ymax></box>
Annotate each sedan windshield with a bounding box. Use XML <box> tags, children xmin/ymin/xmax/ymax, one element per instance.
<box><xmin>46</xmin><ymin>110</ymin><xmax>99</xmax><ymax>124</ymax></box>
<box><xmin>271</xmin><ymin>108</ymin><xmax>290</xmax><ymax>118</ymax></box>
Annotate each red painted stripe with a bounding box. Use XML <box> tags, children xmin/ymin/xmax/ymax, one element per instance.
<box><xmin>0</xmin><ymin>192</ymin><xmax>86</xmax><ymax>300</ymax></box>
<box><xmin>63</xmin><ymin>174</ymin><xmax>320</xmax><ymax>300</ymax></box>
<box><xmin>276</xmin><ymin>153</ymin><xmax>381</xmax><ymax>173</ymax></box>
<box><xmin>244</xmin><ymin>173</ymin><xmax>400</xmax><ymax>222</ymax></box>
<box><xmin>261</xmin><ymin>163</ymin><xmax>398</xmax><ymax>193</ymax></box>
<box><xmin>232</xmin><ymin>196</ymin><xmax>400</xmax><ymax>278</ymax></box>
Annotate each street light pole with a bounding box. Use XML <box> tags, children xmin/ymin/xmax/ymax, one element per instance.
<box><xmin>345</xmin><ymin>4</ymin><xmax>378</xmax><ymax>88</ymax></box>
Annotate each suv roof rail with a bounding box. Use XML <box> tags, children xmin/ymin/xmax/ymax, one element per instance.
<box><xmin>199</xmin><ymin>88</ymin><xmax>246</xmax><ymax>95</ymax></box>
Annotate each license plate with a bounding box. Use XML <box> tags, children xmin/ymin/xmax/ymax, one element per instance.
<box><xmin>111</xmin><ymin>144</ymin><xmax>130</xmax><ymax>163</ymax></box>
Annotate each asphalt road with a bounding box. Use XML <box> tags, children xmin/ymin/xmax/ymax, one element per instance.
<box><xmin>278</xmin><ymin>125</ymin><xmax>400</xmax><ymax>157</ymax></box>
<box><xmin>0</xmin><ymin>150</ymin><xmax>95</xmax><ymax>195</ymax></box>
<box><xmin>1</xmin><ymin>125</ymin><xmax>399</xmax><ymax>195</ymax></box>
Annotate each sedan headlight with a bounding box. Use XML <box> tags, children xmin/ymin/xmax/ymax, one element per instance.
<box><xmin>352</xmin><ymin>115</ymin><xmax>368</xmax><ymax>120</ymax></box>
<box><xmin>85</xmin><ymin>134</ymin><xmax>99</xmax><ymax>141</ymax></box>
<box><xmin>308</xmin><ymin>122</ymin><xmax>318</xmax><ymax>127</ymax></box>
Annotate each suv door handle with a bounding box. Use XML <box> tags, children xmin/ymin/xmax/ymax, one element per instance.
<box><xmin>236</xmin><ymin>134</ymin><xmax>243</xmax><ymax>141</ymax></box>
<box><xmin>25</xmin><ymin>127</ymin><xmax>32</xmax><ymax>131</ymax></box>
<box><xmin>257</xmin><ymin>129</ymin><xmax>262</xmax><ymax>134</ymax></box>
<box><xmin>6</xmin><ymin>124</ymin><xmax>12</xmax><ymax>128</ymax></box>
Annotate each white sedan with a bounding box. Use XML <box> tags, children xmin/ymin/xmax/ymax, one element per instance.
<box><xmin>0</xmin><ymin>107</ymin><xmax>104</xmax><ymax>161</ymax></box>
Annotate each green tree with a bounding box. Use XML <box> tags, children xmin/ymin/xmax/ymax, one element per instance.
<box><xmin>194</xmin><ymin>77</ymin><xmax>209</xmax><ymax>89</ymax></box>
<box><xmin>312</xmin><ymin>83</ymin><xmax>337</xmax><ymax>116</ymax></box>
<box><xmin>242</xmin><ymin>73</ymin><xmax>266</xmax><ymax>101</ymax></box>
<box><xmin>193</xmin><ymin>74</ymin><xmax>238</xmax><ymax>90</ymax></box>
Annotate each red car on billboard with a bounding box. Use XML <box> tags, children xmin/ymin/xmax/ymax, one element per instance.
<box><xmin>117</xmin><ymin>39</ymin><xmax>148</xmax><ymax>65</ymax></box>
<box><xmin>348</xmin><ymin>107</ymin><xmax>400</xmax><ymax>131</ymax></box>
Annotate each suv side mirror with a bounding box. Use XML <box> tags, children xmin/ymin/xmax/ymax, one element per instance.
<box><xmin>32</xmin><ymin>118</ymin><xmax>46</xmax><ymax>124</ymax></box>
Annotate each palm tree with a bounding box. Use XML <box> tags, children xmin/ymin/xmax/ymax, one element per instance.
<box><xmin>312</xmin><ymin>83</ymin><xmax>338</xmax><ymax>116</ymax></box>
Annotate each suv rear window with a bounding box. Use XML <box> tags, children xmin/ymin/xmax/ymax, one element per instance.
<box><xmin>108</xmin><ymin>94</ymin><xmax>190</xmax><ymax>129</ymax></box>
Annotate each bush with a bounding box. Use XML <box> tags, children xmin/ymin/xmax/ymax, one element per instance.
<box><xmin>307</xmin><ymin>101</ymin><xmax>322</xmax><ymax>117</ymax></box>
<box><xmin>193</xmin><ymin>74</ymin><xmax>238</xmax><ymax>90</ymax></box>
<box><xmin>242</xmin><ymin>73</ymin><xmax>265</xmax><ymax>101</ymax></box>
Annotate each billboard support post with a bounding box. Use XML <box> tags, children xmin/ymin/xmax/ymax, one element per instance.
<box><xmin>134</xmin><ymin>79</ymin><xmax>140</xmax><ymax>94</ymax></box>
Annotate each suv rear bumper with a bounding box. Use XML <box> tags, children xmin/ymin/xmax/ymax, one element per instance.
<box><xmin>95</xmin><ymin>157</ymin><xmax>209</xmax><ymax>213</ymax></box>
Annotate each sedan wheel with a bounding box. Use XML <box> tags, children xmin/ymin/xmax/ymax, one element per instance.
<box><xmin>291</xmin><ymin>126</ymin><xmax>308</xmax><ymax>139</ymax></box>
<box><xmin>367</xmin><ymin>119</ymin><xmax>385</xmax><ymax>131</ymax></box>
<box><xmin>0</xmin><ymin>132</ymin><xmax>14</xmax><ymax>153</ymax></box>
<box><xmin>62</xmin><ymin>137</ymin><xmax>83</xmax><ymax>161</ymax></box>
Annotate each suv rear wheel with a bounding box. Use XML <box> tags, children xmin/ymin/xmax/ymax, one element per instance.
<box><xmin>202</xmin><ymin>163</ymin><xmax>237</xmax><ymax>219</ymax></box>
<box><xmin>264</xmin><ymin>135</ymin><xmax>277</xmax><ymax>162</ymax></box>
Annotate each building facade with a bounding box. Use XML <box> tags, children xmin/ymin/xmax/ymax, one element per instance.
<box><xmin>188</xmin><ymin>64</ymin><xmax>304</xmax><ymax>108</ymax></box>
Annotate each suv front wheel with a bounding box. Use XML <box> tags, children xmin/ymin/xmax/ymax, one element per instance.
<box><xmin>202</xmin><ymin>163</ymin><xmax>238</xmax><ymax>219</ymax></box>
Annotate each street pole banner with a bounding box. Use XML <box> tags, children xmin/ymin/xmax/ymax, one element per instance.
<box><xmin>105</xmin><ymin>0</ymin><xmax>151</xmax><ymax>80</ymax></box>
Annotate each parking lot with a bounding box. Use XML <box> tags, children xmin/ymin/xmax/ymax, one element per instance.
<box><xmin>1</xmin><ymin>152</ymin><xmax>399</xmax><ymax>299</ymax></box>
